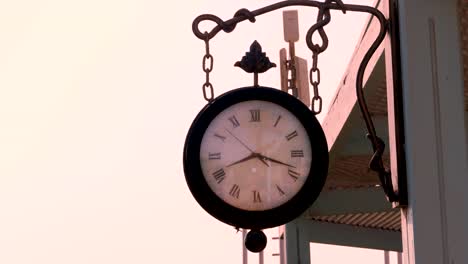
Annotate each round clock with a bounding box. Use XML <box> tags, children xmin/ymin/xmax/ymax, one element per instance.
<box><xmin>183</xmin><ymin>86</ymin><xmax>328</xmax><ymax>229</ymax></box>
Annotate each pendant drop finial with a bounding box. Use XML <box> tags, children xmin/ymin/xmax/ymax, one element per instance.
<box><xmin>244</xmin><ymin>229</ymin><xmax>267</xmax><ymax>253</ymax></box>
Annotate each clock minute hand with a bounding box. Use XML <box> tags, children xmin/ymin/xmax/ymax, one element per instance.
<box><xmin>223</xmin><ymin>129</ymin><xmax>269</xmax><ymax>167</ymax></box>
<box><xmin>259</xmin><ymin>154</ymin><xmax>296</xmax><ymax>168</ymax></box>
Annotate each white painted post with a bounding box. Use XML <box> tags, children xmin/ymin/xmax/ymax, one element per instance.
<box><xmin>283</xmin><ymin>10</ymin><xmax>299</xmax><ymax>43</ymax></box>
<box><xmin>397</xmin><ymin>0</ymin><xmax>468</xmax><ymax>263</ymax></box>
<box><xmin>282</xmin><ymin>10</ymin><xmax>300</xmax><ymax>97</ymax></box>
<box><xmin>385</xmin><ymin>251</ymin><xmax>403</xmax><ymax>264</ymax></box>
<box><xmin>278</xmin><ymin>227</ymin><xmax>286</xmax><ymax>264</ymax></box>
<box><xmin>284</xmin><ymin>220</ymin><xmax>310</xmax><ymax>264</ymax></box>
<box><xmin>280</xmin><ymin>48</ymin><xmax>288</xmax><ymax>93</ymax></box>
<box><xmin>295</xmin><ymin>57</ymin><xmax>311</xmax><ymax>107</ymax></box>
<box><xmin>384</xmin><ymin>251</ymin><xmax>390</xmax><ymax>264</ymax></box>
<box><xmin>242</xmin><ymin>229</ymin><xmax>248</xmax><ymax>264</ymax></box>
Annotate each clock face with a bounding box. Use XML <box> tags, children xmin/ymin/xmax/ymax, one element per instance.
<box><xmin>184</xmin><ymin>86</ymin><xmax>328</xmax><ymax>229</ymax></box>
<box><xmin>199</xmin><ymin>100</ymin><xmax>312</xmax><ymax>211</ymax></box>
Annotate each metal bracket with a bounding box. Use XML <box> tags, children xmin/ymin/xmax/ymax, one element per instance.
<box><xmin>192</xmin><ymin>0</ymin><xmax>405</xmax><ymax>204</ymax></box>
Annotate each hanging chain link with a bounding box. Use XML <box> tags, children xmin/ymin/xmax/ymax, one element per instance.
<box><xmin>286</xmin><ymin>43</ymin><xmax>298</xmax><ymax>97</ymax></box>
<box><xmin>286</xmin><ymin>60</ymin><xmax>297</xmax><ymax>97</ymax></box>
<box><xmin>202</xmin><ymin>34</ymin><xmax>214</xmax><ymax>102</ymax></box>
<box><xmin>310</xmin><ymin>51</ymin><xmax>322</xmax><ymax>114</ymax></box>
<box><xmin>305</xmin><ymin>3</ymin><xmax>331</xmax><ymax>115</ymax></box>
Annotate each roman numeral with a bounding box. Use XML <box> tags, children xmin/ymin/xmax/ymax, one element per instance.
<box><xmin>274</xmin><ymin>115</ymin><xmax>282</xmax><ymax>127</ymax></box>
<box><xmin>249</xmin><ymin>109</ymin><xmax>260</xmax><ymax>122</ymax></box>
<box><xmin>288</xmin><ymin>169</ymin><xmax>300</xmax><ymax>181</ymax></box>
<box><xmin>291</xmin><ymin>150</ymin><xmax>304</xmax><ymax>158</ymax></box>
<box><xmin>253</xmin><ymin>190</ymin><xmax>262</xmax><ymax>203</ymax></box>
<box><xmin>228</xmin><ymin>116</ymin><xmax>240</xmax><ymax>128</ymax></box>
<box><xmin>229</xmin><ymin>184</ymin><xmax>240</xmax><ymax>199</ymax></box>
<box><xmin>214</xmin><ymin>133</ymin><xmax>226</xmax><ymax>142</ymax></box>
<box><xmin>276</xmin><ymin>185</ymin><xmax>285</xmax><ymax>196</ymax></box>
<box><xmin>208</xmin><ymin>152</ymin><xmax>221</xmax><ymax>160</ymax></box>
<box><xmin>212</xmin><ymin>169</ymin><xmax>225</xmax><ymax>184</ymax></box>
<box><xmin>285</xmin><ymin>130</ymin><xmax>298</xmax><ymax>141</ymax></box>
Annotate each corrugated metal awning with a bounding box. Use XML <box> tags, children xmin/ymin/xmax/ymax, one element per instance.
<box><xmin>309</xmin><ymin>210</ymin><xmax>401</xmax><ymax>232</ymax></box>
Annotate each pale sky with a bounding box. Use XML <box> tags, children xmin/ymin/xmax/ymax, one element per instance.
<box><xmin>0</xmin><ymin>0</ymin><xmax>395</xmax><ymax>263</ymax></box>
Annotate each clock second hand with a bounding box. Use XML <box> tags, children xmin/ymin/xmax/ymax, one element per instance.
<box><xmin>224</xmin><ymin>128</ymin><xmax>270</xmax><ymax>167</ymax></box>
<box><xmin>224</xmin><ymin>128</ymin><xmax>255</xmax><ymax>153</ymax></box>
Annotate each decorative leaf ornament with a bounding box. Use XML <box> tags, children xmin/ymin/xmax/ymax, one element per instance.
<box><xmin>235</xmin><ymin>41</ymin><xmax>276</xmax><ymax>74</ymax></box>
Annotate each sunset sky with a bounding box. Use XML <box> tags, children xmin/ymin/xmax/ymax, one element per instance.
<box><xmin>0</xmin><ymin>0</ymin><xmax>396</xmax><ymax>263</ymax></box>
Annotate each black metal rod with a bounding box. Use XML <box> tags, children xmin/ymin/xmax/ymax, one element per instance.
<box><xmin>192</xmin><ymin>1</ymin><xmax>385</xmax><ymax>141</ymax></box>
<box><xmin>193</xmin><ymin>1</ymin><xmax>384</xmax><ymax>40</ymax></box>
<box><xmin>193</xmin><ymin>1</ymin><xmax>386</xmax><ymax>139</ymax></box>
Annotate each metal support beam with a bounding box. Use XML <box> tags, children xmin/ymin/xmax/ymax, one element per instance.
<box><xmin>242</xmin><ymin>229</ymin><xmax>248</xmax><ymax>264</ymax></box>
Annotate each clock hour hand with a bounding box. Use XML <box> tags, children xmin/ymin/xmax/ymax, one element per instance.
<box><xmin>258</xmin><ymin>154</ymin><xmax>295</xmax><ymax>168</ymax></box>
<box><xmin>226</xmin><ymin>153</ymin><xmax>257</xmax><ymax>168</ymax></box>
<box><xmin>226</xmin><ymin>153</ymin><xmax>270</xmax><ymax>168</ymax></box>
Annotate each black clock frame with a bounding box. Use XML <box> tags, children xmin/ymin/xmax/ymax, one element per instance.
<box><xmin>183</xmin><ymin>86</ymin><xmax>328</xmax><ymax>229</ymax></box>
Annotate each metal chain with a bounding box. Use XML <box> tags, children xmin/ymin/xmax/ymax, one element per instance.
<box><xmin>310</xmin><ymin>51</ymin><xmax>322</xmax><ymax>114</ymax></box>
<box><xmin>305</xmin><ymin>2</ymin><xmax>334</xmax><ymax>115</ymax></box>
<box><xmin>202</xmin><ymin>34</ymin><xmax>214</xmax><ymax>102</ymax></box>
<box><xmin>286</xmin><ymin>43</ymin><xmax>298</xmax><ymax>97</ymax></box>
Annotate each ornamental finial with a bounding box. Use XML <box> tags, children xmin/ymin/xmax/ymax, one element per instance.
<box><xmin>235</xmin><ymin>41</ymin><xmax>276</xmax><ymax>86</ymax></box>
<box><xmin>235</xmin><ymin>40</ymin><xmax>276</xmax><ymax>74</ymax></box>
